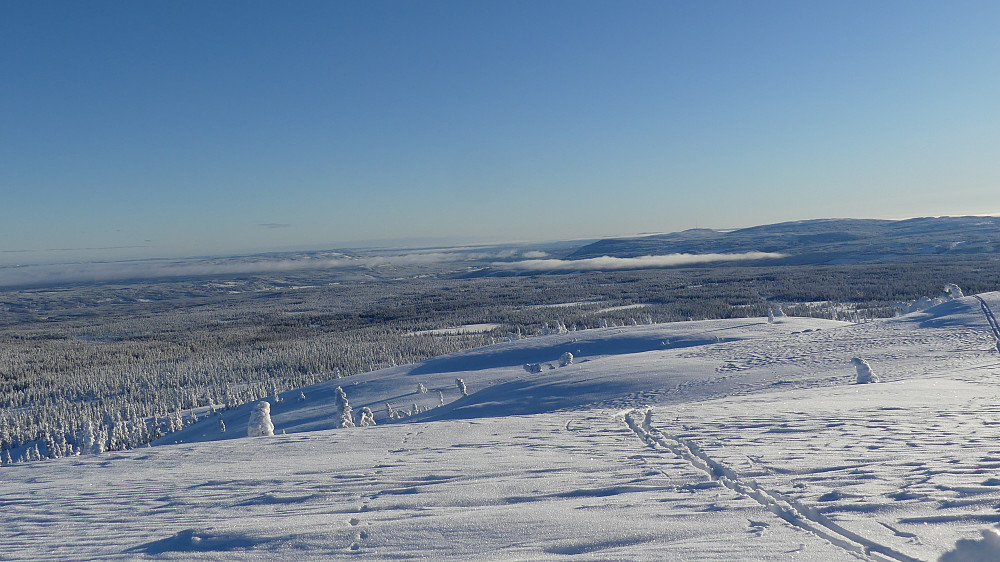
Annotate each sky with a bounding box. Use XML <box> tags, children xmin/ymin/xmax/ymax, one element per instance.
<box><xmin>3</xmin><ymin>1</ymin><xmax>1000</xmax><ymax>265</ymax></box>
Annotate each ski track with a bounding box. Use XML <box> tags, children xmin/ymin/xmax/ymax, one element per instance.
<box><xmin>624</xmin><ymin>409</ymin><xmax>922</xmax><ymax>562</ymax></box>
<box><xmin>973</xmin><ymin>295</ymin><xmax>1000</xmax><ymax>343</ymax></box>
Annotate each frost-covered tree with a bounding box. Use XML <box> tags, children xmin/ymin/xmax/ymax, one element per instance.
<box><xmin>943</xmin><ymin>283</ymin><xmax>964</xmax><ymax>299</ymax></box>
<box><xmin>386</xmin><ymin>402</ymin><xmax>397</xmax><ymax>420</ymax></box>
<box><xmin>358</xmin><ymin>407</ymin><xmax>376</xmax><ymax>427</ymax></box>
<box><xmin>218</xmin><ymin>417</ymin><xmax>226</xmax><ymax>433</ymax></box>
<box><xmin>438</xmin><ymin>391</ymin><xmax>445</xmax><ymax>407</ymax></box>
<box><xmin>335</xmin><ymin>386</ymin><xmax>355</xmax><ymax>428</ymax></box>
<box><xmin>247</xmin><ymin>401</ymin><xmax>274</xmax><ymax>437</ymax></box>
<box><xmin>417</xmin><ymin>382</ymin><xmax>428</xmax><ymax>394</ymax></box>
<box><xmin>851</xmin><ymin>358</ymin><xmax>880</xmax><ymax>384</ymax></box>
<box><xmin>559</xmin><ymin>352</ymin><xmax>574</xmax><ymax>367</ymax></box>
<box><xmin>456</xmin><ymin>378</ymin><xmax>468</xmax><ymax>397</ymax></box>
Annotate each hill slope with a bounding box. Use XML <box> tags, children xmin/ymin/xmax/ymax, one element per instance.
<box><xmin>3</xmin><ymin>293</ymin><xmax>1000</xmax><ymax>559</ymax></box>
<box><xmin>568</xmin><ymin>216</ymin><xmax>1000</xmax><ymax>265</ymax></box>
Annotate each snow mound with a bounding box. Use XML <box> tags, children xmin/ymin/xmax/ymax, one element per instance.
<box><xmin>940</xmin><ymin>527</ymin><xmax>1000</xmax><ymax>561</ymax></box>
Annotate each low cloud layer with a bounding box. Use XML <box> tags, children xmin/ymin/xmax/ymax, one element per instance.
<box><xmin>0</xmin><ymin>249</ymin><xmax>513</xmax><ymax>287</ymax></box>
<box><xmin>494</xmin><ymin>252</ymin><xmax>787</xmax><ymax>272</ymax></box>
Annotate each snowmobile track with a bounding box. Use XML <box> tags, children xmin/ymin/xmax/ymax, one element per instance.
<box><xmin>624</xmin><ymin>409</ymin><xmax>923</xmax><ymax>562</ymax></box>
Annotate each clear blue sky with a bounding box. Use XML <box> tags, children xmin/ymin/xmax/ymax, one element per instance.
<box><xmin>3</xmin><ymin>1</ymin><xmax>999</xmax><ymax>264</ymax></box>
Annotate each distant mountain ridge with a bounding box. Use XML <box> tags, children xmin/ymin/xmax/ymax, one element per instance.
<box><xmin>568</xmin><ymin>216</ymin><xmax>1000</xmax><ymax>265</ymax></box>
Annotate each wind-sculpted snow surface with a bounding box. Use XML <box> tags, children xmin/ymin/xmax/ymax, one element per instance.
<box><xmin>4</xmin><ymin>292</ymin><xmax>1000</xmax><ymax>559</ymax></box>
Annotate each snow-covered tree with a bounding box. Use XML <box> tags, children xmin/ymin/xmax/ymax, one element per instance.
<box><xmin>358</xmin><ymin>407</ymin><xmax>376</xmax><ymax>427</ymax></box>
<box><xmin>851</xmin><ymin>358</ymin><xmax>880</xmax><ymax>384</ymax></box>
<box><xmin>417</xmin><ymin>382</ymin><xmax>428</xmax><ymax>394</ymax></box>
<box><xmin>559</xmin><ymin>352</ymin><xmax>574</xmax><ymax>367</ymax></box>
<box><xmin>456</xmin><ymin>378</ymin><xmax>468</xmax><ymax>397</ymax></box>
<box><xmin>943</xmin><ymin>283</ymin><xmax>964</xmax><ymax>299</ymax></box>
<box><xmin>335</xmin><ymin>387</ymin><xmax>355</xmax><ymax>428</ymax></box>
<box><xmin>247</xmin><ymin>401</ymin><xmax>274</xmax><ymax>437</ymax></box>
<box><xmin>218</xmin><ymin>417</ymin><xmax>226</xmax><ymax>433</ymax></box>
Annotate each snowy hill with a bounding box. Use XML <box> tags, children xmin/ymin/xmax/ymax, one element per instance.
<box><xmin>567</xmin><ymin>216</ymin><xmax>1000</xmax><ymax>265</ymax></box>
<box><xmin>4</xmin><ymin>293</ymin><xmax>1000</xmax><ymax>559</ymax></box>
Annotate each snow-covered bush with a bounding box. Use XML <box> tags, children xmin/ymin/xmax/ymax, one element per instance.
<box><xmin>559</xmin><ymin>352</ymin><xmax>573</xmax><ymax>367</ymax></box>
<box><xmin>851</xmin><ymin>358</ymin><xmax>880</xmax><ymax>384</ymax></box>
<box><xmin>523</xmin><ymin>363</ymin><xmax>542</xmax><ymax>374</ymax></box>
<box><xmin>335</xmin><ymin>386</ymin><xmax>355</xmax><ymax>428</ymax></box>
<box><xmin>456</xmin><ymin>378</ymin><xmax>468</xmax><ymax>397</ymax></box>
<box><xmin>358</xmin><ymin>407</ymin><xmax>376</xmax><ymax>427</ymax></box>
<box><xmin>247</xmin><ymin>401</ymin><xmax>274</xmax><ymax>437</ymax></box>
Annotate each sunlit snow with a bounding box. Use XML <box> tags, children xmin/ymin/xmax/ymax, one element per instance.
<box><xmin>5</xmin><ymin>294</ymin><xmax>1000</xmax><ymax>560</ymax></box>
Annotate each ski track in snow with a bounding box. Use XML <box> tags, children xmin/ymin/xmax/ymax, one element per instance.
<box><xmin>624</xmin><ymin>409</ymin><xmax>920</xmax><ymax>561</ymax></box>
<box><xmin>973</xmin><ymin>295</ymin><xmax>1000</xmax><ymax>342</ymax></box>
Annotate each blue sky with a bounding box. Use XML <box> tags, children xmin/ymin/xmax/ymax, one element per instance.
<box><xmin>3</xmin><ymin>1</ymin><xmax>999</xmax><ymax>264</ymax></box>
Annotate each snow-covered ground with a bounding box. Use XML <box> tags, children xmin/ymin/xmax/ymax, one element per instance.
<box><xmin>405</xmin><ymin>323</ymin><xmax>502</xmax><ymax>336</ymax></box>
<box><xmin>5</xmin><ymin>294</ymin><xmax>1000</xmax><ymax>560</ymax></box>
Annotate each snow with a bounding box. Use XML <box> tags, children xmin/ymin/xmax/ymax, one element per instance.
<box><xmin>4</xmin><ymin>293</ymin><xmax>1000</xmax><ymax>559</ymax></box>
<box><xmin>406</xmin><ymin>323</ymin><xmax>502</xmax><ymax>336</ymax></box>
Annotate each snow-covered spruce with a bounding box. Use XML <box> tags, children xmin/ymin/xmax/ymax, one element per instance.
<box><xmin>456</xmin><ymin>378</ymin><xmax>468</xmax><ymax>397</ymax></box>
<box><xmin>851</xmin><ymin>357</ymin><xmax>880</xmax><ymax>384</ymax></box>
<box><xmin>247</xmin><ymin>401</ymin><xmax>274</xmax><ymax>437</ymax></box>
<box><xmin>335</xmin><ymin>386</ymin><xmax>355</xmax><ymax>428</ymax></box>
<box><xmin>417</xmin><ymin>382</ymin><xmax>428</xmax><ymax>394</ymax></box>
<box><xmin>559</xmin><ymin>352</ymin><xmax>574</xmax><ymax>367</ymax></box>
<box><xmin>358</xmin><ymin>407</ymin><xmax>376</xmax><ymax>427</ymax></box>
<box><xmin>943</xmin><ymin>283</ymin><xmax>965</xmax><ymax>299</ymax></box>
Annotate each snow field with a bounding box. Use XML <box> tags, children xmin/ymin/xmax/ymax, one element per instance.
<box><xmin>4</xmin><ymin>292</ymin><xmax>1000</xmax><ymax>559</ymax></box>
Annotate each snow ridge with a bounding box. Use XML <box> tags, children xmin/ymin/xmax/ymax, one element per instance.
<box><xmin>624</xmin><ymin>409</ymin><xmax>921</xmax><ymax>562</ymax></box>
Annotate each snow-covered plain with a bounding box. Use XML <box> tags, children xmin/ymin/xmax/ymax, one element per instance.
<box><xmin>5</xmin><ymin>294</ymin><xmax>1000</xmax><ymax>560</ymax></box>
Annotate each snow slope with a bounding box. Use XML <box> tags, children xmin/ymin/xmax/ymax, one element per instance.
<box><xmin>4</xmin><ymin>293</ymin><xmax>1000</xmax><ymax>560</ymax></box>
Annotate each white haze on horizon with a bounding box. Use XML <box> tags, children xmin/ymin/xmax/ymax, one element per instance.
<box><xmin>0</xmin><ymin>249</ymin><xmax>557</xmax><ymax>288</ymax></box>
<box><xmin>494</xmin><ymin>252</ymin><xmax>787</xmax><ymax>272</ymax></box>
